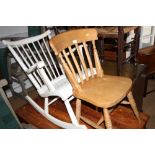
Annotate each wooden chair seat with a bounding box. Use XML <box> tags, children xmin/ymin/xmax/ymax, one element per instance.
<box><xmin>74</xmin><ymin>75</ymin><xmax>132</xmax><ymax>108</ymax></box>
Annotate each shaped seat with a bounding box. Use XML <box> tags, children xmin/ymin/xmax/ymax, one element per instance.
<box><xmin>50</xmin><ymin>28</ymin><xmax>140</xmax><ymax>129</ymax></box>
<box><xmin>74</xmin><ymin>75</ymin><xmax>132</xmax><ymax>108</ymax></box>
<box><xmin>3</xmin><ymin>30</ymin><xmax>86</xmax><ymax>129</ymax></box>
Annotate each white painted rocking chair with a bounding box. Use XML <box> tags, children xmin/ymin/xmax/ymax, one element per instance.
<box><xmin>2</xmin><ymin>30</ymin><xmax>86</xmax><ymax>129</ymax></box>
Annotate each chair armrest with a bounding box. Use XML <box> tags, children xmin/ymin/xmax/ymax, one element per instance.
<box><xmin>25</xmin><ymin>61</ymin><xmax>45</xmax><ymax>74</ymax></box>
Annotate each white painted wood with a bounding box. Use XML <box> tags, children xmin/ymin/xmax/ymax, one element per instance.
<box><xmin>26</xmin><ymin>96</ymin><xmax>86</xmax><ymax>129</ymax></box>
<box><xmin>2</xmin><ymin>30</ymin><xmax>86</xmax><ymax>129</ymax></box>
<box><xmin>64</xmin><ymin>100</ymin><xmax>79</xmax><ymax>126</ymax></box>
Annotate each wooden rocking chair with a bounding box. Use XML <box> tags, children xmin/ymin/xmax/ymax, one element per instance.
<box><xmin>50</xmin><ymin>28</ymin><xmax>141</xmax><ymax>129</ymax></box>
<box><xmin>2</xmin><ymin>30</ymin><xmax>86</xmax><ymax>129</ymax></box>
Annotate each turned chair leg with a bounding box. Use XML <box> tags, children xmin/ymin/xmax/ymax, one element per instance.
<box><xmin>127</xmin><ymin>91</ymin><xmax>141</xmax><ymax>122</ymax></box>
<box><xmin>76</xmin><ymin>98</ymin><xmax>81</xmax><ymax>123</ymax></box>
<box><xmin>103</xmin><ymin>108</ymin><xmax>112</xmax><ymax>129</ymax></box>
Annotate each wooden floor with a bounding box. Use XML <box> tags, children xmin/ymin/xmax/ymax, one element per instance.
<box><xmin>16</xmin><ymin>97</ymin><xmax>103</xmax><ymax>129</ymax></box>
<box><xmin>15</xmin><ymin>95</ymin><xmax>149</xmax><ymax>129</ymax></box>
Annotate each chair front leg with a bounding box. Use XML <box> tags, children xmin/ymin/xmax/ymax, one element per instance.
<box><xmin>103</xmin><ymin>108</ymin><xmax>112</xmax><ymax>129</ymax></box>
<box><xmin>76</xmin><ymin>98</ymin><xmax>81</xmax><ymax>123</ymax></box>
<box><xmin>127</xmin><ymin>91</ymin><xmax>141</xmax><ymax>122</ymax></box>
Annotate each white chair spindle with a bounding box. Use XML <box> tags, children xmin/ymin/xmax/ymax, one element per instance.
<box><xmin>43</xmin><ymin>38</ymin><xmax>61</xmax><ymax>77</ymax></box>
<box><xmin>37</xmin><ymin>40</ymin><xmax>57</xmax><ymax>79</ymax></box>
<box><xmin>21</xmin><ymin>45</ymin><xmax>34</xmax><ymax>66</ymax></box>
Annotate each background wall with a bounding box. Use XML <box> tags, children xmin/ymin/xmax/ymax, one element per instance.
<box><xmin>0</xmin><ymin>26</ymin><xmax>29</xmax><ymax>97</ymax></box>
<box><xmin>0</xmin><ymin>26</ymin><xmax>28</xmax><ymax>48</ymax></box>
<box><xmin>0</xmin><ymin>26</ymin><xmax>28</xmax><ymax>38</ymax></box>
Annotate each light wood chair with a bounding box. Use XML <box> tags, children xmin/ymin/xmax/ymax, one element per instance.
<box><xmin>50</xmin><ymin>28</ymin><xmax>141</xmax><ymax>129</ymax></box>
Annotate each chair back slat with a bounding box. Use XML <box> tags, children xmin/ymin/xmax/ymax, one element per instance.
<box><xmin>11</xmin><ymin>45</ymin><xmax>43</xmax><ymax>89</ymax></box>
<box><xmin>92</xmin><ymin>40</ymin><xmax>103</xmax><ymax>77</ymax></box>
<box><xmin>16</xmin><ymin>46</ymin><xmax>31</xmax><ymax>68</ymax></box>
<box><xmin>42</xmin><ymin>38</ymin><xmax>61</xmax><ymax>77</ymax></box>
<box><xmin>28</xmin><ymin>41</ymin><xmax>55</xmax><ymax>87</ymax></box>
<box><xmin>75</xmin><ymin>43</ymin><xmax>89</xmax><ymax>81</ymax></box>
<box><xmin>37</xmin><ymin>40</ymin><xmax>56</xmax><ymax>79</ymax></box>
<box><xmin>27</xmin><ymin>41</ymin><xmax>54</xmax><ymax>82</ymax></box>
<box><xmin>59</xmin><ymin>53</ymin><xmax>81</xmax><ymax>90</ymax></box>
<box><xmin>83</xmin><ymin>41</ymin><xmax>95</xmax><ymax>78</ymax></box>
<box><xmin>17</xmin><ymin>44</ymin><xmax>50</xmax><ymax>87</ymax></box>
<box><xmin>68</xmin><ymin>46</ymin><xmax>84</xmax><ymax>84</ymax></box>
<box><xmin>26</xmin><ymin>44</ymin><xmax>38</xmax><ymax>62</ymax></box>
<box><xmin>21</xmin><ymin>45</ymin><xmax>34</xmax><ymax>65</ymax></box>
<box><xmin>62</xmin><ymin>50</ymin><xmax>77</xmax><ymax>81</ymax></box>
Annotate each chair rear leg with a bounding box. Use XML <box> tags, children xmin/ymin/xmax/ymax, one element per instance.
<box><xmin>103</xmin><ymin>108</ymin><xmax>112</xmax><ymax>129</ymax></box>
<box><xmin>76</xmin><ymin>98</ymin><xmax>81</xmax><ymax>123</ymax></box>
<box><xmin>127</xmin><ymin>91</ymin><xmax>141</xmax><ymax>122</ymax></box>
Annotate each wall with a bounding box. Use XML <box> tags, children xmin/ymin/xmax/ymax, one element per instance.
<box><xmin>0</xmin><ymin>26</ymin><xmax>28</xmax><ymax>48</ymax></box>
<box><xmin>0</xmin><ymin>26</ymin><xmax>28</xmax><ymax>38</ymax></box>
<box><xmin>0</xmin><ymin>26</ymin><xmax>29</xmax><ymax>97</ymax></box>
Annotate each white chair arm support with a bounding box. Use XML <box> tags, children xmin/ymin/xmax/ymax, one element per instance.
<box><xmin>25</xmin><ymin>61</ymin><xmax>45</xmax><ymax>74</ymax></box>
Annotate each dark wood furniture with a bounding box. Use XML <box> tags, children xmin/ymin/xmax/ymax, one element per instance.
<box><xmin>138</xmin><ymin>45</ymin><xmax>155</xmax><ymax>96</ymax></box>
<box><xmin>97</xmin><ymin>26</ymin><xmax>141</xmax><ymax>75</ymax></box>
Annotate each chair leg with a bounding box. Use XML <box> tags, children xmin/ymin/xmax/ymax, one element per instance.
<box><xmin>97</xmin><ymin>108</ymin><xmax>114</xmax><ymax>126</ymax></box>
<box><xmin>64</xmin><ymin>100</ymin><xmax>79</xmax><ymax>126</ymax></box>
<box><xmin>18</xmin><ymin>77</ymin><xmax>28</xmax><ymax>96</ymax></box>
<box><xmin>127</xmin><ymin>91</ymin><xmax>141</xmax><ymax>122</ymax></box>
<box><xmin>97</xmin><ymin>115</ymin><xmax>104</xmax><ymax>126</ymax></box>
<box><xmin>76</xmin><ymin>98</ymin><xmax>81</xmax><ymax>123</ymax></box>
<box><xmin>103</xmin><ymin>108</ymin><xmax>112</xmax><ymax>129</ymax></box>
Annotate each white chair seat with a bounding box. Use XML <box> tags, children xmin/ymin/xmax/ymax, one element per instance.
<box><xmin>38</xmin><ymin>76</ymin><xmax>72</xmax><ymax>100</ymax></box>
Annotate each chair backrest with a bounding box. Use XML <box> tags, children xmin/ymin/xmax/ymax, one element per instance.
<box><xmin>50</xmin><ymin>28</ymin><xmax>104</xmax><ymax>91</ymax></box>
<box><xmin>3</xmin><ymin>30</ymin><xmax>65</xmax><ymax>95</ymax></box>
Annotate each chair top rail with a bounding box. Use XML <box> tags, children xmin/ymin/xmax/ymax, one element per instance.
<box><xmin>2</xmin><ymin>30</ymin><xmax>51</xmax><ymax>46</ymax></box>
<box><xmin>50</xmin><ymin>28</ymin><xmax>98</xmax><ymax>54</ymax></box>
